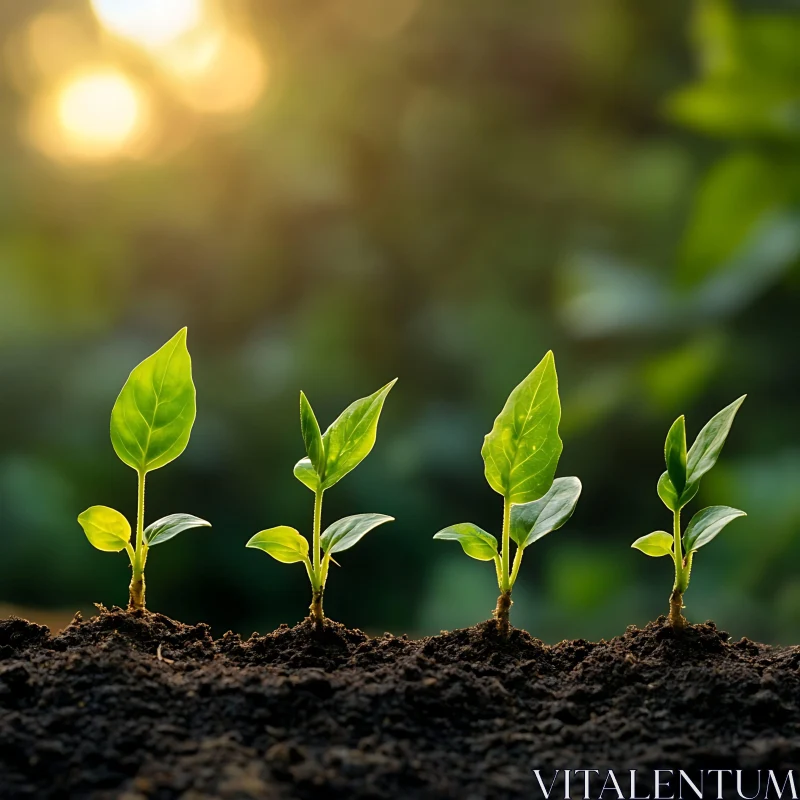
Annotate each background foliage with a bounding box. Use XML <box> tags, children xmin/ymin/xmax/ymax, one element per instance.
<box><xmin>1</xmin><ymin>0</ymin><xmax>799</xmax><ymax>643</ymax></box>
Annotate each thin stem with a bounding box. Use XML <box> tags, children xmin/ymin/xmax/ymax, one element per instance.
<box><xmin>310</xmin><ymin>487</ymin><xmax>325</xmax><ymax>628</ymax></box>
<box><xmin>669</xmin><ymin>507</ymin><xmax>686</xmax><ymax>628</ymax></box>
<box><xmin>312</xmin><ymin>487</ymin><xmax>324</xmax><ymax>579</ymax></box>
<box><xmin>509</xmin><ymin>544</ymin><xmax>524</xmax><ymax>587</ymax></box>
<box><xmin>128</xmin><ymin>470</ymin><xmax>147</xmax><ymax>611</ymax></box>
<box><xmin>500</xmin><ymin>496</ymin><xmax>512</xmax><ymax>591</ymax></box>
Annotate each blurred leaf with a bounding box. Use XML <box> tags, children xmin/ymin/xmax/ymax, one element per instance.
<box><xmin>678</xmin><ymin>153</ymin><xmax>788</xmax><ymax>286</ymax></box>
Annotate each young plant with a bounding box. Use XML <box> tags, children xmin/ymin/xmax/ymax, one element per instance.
<box><xmin>247</xmin><ymin>380</ymin><xmax>396</xmax><ymax>629</ymax></box>
<box><xmin>631</xmin><ymin>396</ymin><xmax>746</xmax><ymax>628</ymax></box>
<box><xmin>433</xmin><ymin>351</ymin><xmax>581</xmax><ymax>636</ymax></box>
<box><xmin>77</xmin><ymin>329</ymin><xmax>210</xmax><ymax>611</ymax></box>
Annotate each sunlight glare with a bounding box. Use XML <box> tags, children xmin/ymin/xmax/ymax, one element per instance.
<box><xmin>45</xmin><ymin>70</ymin><xmax>148</xmax><ymax>160</ymax></box>
<box><xmin>91</xmin><ymin>0</ymin><xmax>201</xmax><ymax>48</ymax></box>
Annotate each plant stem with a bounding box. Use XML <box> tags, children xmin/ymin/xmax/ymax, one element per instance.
<box><xmin>494</xmin><ymin>496</ymin><xmax>513</xmax><ymax>636</ymax></box>
<box><xmin>669</xmin><ymin>507</ymin><xmax>686</xmax><ymax>629</ymax></box>
<box><xmin>129</xmin><ymin>470</ymin><xmax>147</xmax><ymax>612</ymax></box>
<box><xmin>310</xmin><ymin>487</ymin><xmax>325</xmax><ymax>628</ymax></box>
<box><xmin>500</xmin><ymin>496</ymin><xmax>511</xmax><ymax>591</ymax></box>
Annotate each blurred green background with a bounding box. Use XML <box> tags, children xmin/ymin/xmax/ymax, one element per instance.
<box><xmin>1</xmin><ymin>0</ymin><xmax>800</xmax><ymax>644</ymax></box>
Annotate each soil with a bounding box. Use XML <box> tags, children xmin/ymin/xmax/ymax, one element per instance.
<box><xmin>2</xmin><ymin>609</ymin><xmax>800</xmax><ymax>799</ymax></box>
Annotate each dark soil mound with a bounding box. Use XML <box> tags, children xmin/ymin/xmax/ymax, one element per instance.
<box><xmin>1</xmin><ymin>611</ymin><xmax>798</xmax><ymax>799</ymax></box>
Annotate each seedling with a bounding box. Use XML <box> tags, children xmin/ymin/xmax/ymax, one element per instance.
<box><xmin>631</xmin><ymin>396</ymin><xmax>746</xmax><ymax>628</ymax></box>
<box><xmin>433</xmin><ymin>352</ymin><xmax>581</xmax><ymax>636</ymax></box>
<box><xmin>77</xmin><ymin>329</ymin><xmax>210</xmax><ymax>611</ymax></box>
<box><xmin>247</xmin><ymin>380</ymin><xmax>396</xmax><ymax>628</ymax></box>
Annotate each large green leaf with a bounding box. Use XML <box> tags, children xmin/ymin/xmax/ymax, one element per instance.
<box><xmin>481</xmin><ymin>351</ymin><xmax>563</xmax><ymax>504</ymax></box>
<box><xmin>657</xmin><ymin>471</ymin><xmax>699</xmax><ymax>512</ymax></box>
<box><xmin>246</xmin><ymin>526</ymin><xmax>309</xmax><ymax>564</ymax></box>
<box><xmin>631</xmin><ymin>531</ymin><xmax>674</xmax><ymax>558</ymax></box>
<box><xmin>664</xmin><ymin>416</ymin><xmax>688</xmax><ymax>495</ymax></box>
<box><xmin>686</xmin><ymin>396</ymin><xmax>746</xmax><ymax>485</ymax></box>
<box><xmin>144</xmin><ymin>513</ymin><xmax>211</xmax><ymax>547</ymax></box>
<box><xmin>299</xmin><ymin>391</ymin><xmax>325</xmax><ymax>478</ymax></box>
<box><xmin>683</xmin><ymin>506</ymin><xmax>746</xmax><ymax>553</ymax></box>
<box><xmin>320</xmin><ymin>513</ymin><xmax>394</xmax><ymax>555</ymax></box>
<box><xmin>110</xmin><ymin>329</ymin><xmax>196</xmax><ymax>474</ymax></box>
<box><xmin>510</xmin><ymin>477</ymin><xmax>582</xmax><ymax>549</ymax></box>
<box><xmin>319</xmin><ymin>379</ymin><xmax>396</xmax><ymax>490</ymax></box>
<box><xmin>433</xmin><ymin>523</ymin><xmax>498</xmax><ymax>561</ymax></box>
<box><xmin>78</xmin><ymin>506</ymin><xmax>131</xmax><ymax>552</ymax></box>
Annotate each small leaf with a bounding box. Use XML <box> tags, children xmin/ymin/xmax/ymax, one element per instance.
<box><xmin>481</xmin><ymin>351</ymin><xmax>563</xmax><ymax>504</ymax></box>
<box><xmin>320</xmin><ymin>513</ymin><xmax>394</xmax><ymax>555</ymax></box>
<box><xmin>78</xmin><ymin>506</ymin><xmax>131</xmax><ymax>552</ymax></box>
<box><xmin>664</xmin><ymin>416</ymin><xmax>688</xmax><ymax>495</ymax></box>
<box><xmin>145</xmin><ymin>513</ymin><xmax>211</xmax><ymax>547</ymax></box>
<box><xmin>631</xmin><ymin>531</ymin><xmax>674</xmax><ymax>558</ymax></box>
<box><xmin>246</xmin><ymin>526</ymin><xmax>309</xmax><ymax>564</ymax></box>
<box><xmin>433</xmin><ymin>523</ymin><xmax>499</xmax><ymax>561</ymax></box>
<box><xmin>320</xmin><ymin>379</ymin><xmax>396</xmax><ymax>490</ymax></box>
<box><xmin>110</xmin><ymin>328</ymin><xmax>196</xmax><ymax>474</ymax></box>
<box><xmin>293</xmin><ymin>457</ymin><xmax>321</xmax><ymax>492</ymax></box>
<box><xmin>686</xmin><ymin>396</ymin><xmax>746</xmax><ymax>486</ymax></box>
<box><xmin>683</xmin><ymin>505</ymin><xmax>746</xmax><ymax>553</ymax></box>
<box><xmin>657</xmin><ymin>471</ymin><xmax>699</xmax><ymax>512</ymax></box>
<box><xmin>510</xmin><ymin>477</ymin><xmax>582</xmax><ymax>548</ymax></box>
<box><xmin>299</xmin><ymin>391</ymin><xmax>325</xmax><ymax>479</ymax></box>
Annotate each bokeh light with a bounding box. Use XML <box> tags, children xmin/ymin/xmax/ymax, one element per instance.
<box><xmin>29</xmin><ymin>69</ymin><xmax>150</xmax><ymax>161</ymax></box>
<box><xmin>91</xmin><ymin>0</ymin><xmax>202</xmax><ymax>48</ymax></box>
<box><xmin>171</xmin><ymin>32</ymin><xmax>266</xmax><ymax>114</ymax></box>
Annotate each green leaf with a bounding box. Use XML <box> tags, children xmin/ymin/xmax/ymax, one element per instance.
<box><xmin>320</xmin><ymin>379</ymin><xmax>396</xmax><ymax>490</ymax></box>
<box><xmin>293</xmin><ymin>457</ymin><xmax>321</xmax><ymax>492</ymax></box>
<box><xmin>246</xmin><ymin>526</ymin><xmax>309</xmax><ymax>564</ymax></box>
<box><xmin>665</xmin><ymin>416</ymin><xmax>688</xmax><ymax>495</ymax></box>
<box><xmin>299</xmin><ymin>391</ymin><xmax>325</xmax><ymax>478</ymax></box>
<box><xmin>683</xmin><ymin>505</ymin><xmax>746</xmax><ymax>553</ymax></box>
<box><xmin>320</xmin><ymin>513</ymin><xmax>394</xmax><ymax>555</ymax></box>
<box><xmin>686</xmin><ymin>396</ymin><xmax>746</xmax><ymax>486</ymax></box>
<box><xmin>144</xmin><ymin>513</ymin><xmax>211</xmax><ymax>547</ymax></box>
<box><xmin>510</xmin><ymin>477</ymin><xmax>582</xmax><ymax>548</ymax></box>
<box><xmin>433</xmin><ymin>523</ymin><xmax>499</xmax><ymax>562</ymax></box>
<box><xmin>631</xmin><ymin>531</ymin><xmax>674</xmax><ymax>558</ymax></box>
<box><xmin>78</xmin><ymin>506</ymin><xmax>131</xmax><ymax>552</ymax></box>
<box><xmin>657</xmin><ymin>471</ymin><xmax>699</xmax><ymax>512</ymax></box>
<box><xmin>481</xmin><ymin>351</ymin><xmax>563</xmax><ymax>504</ymax></box>
<box><xmin>110</xmin><ymin>328</ymin><xmax>196</xmax><ymax>474</ymax></box>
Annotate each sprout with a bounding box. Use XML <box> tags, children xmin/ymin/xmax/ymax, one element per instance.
<box><xmin>433</xmin><ymin>352</ymin><xmax>581</xmax><ymax>635</ymax></box>
<box><xmin>247</xmin><ymin>381</ymin><xmax>396</xmax><ymax>629</ymax></box>
<box><xmin>77</xmin><ymin>329</ymin><xmax>210</xmax><ymax>611</ymax></box>
<box><xmin>632</xmin><ymin>396</ymin><xmax>747</xmax><ymax>628</ymax></box>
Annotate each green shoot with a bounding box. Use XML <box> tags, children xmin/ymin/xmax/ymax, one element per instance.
<box><xmin>247</xmin><ymin>380</ymin><xmax>396</xmax><ymax>629</ymax></box>
<box><xmin>631</xmin><ymin>396</ymin><xmax>747</xmax><ymax>628</ymax></box>
<box><xmin>433</xmin><ymin>352</ymin><xmax>581</xmax><ymax>635</ymax></box>
<box><xmin>77</xmin><ymin>329</ymin><xmax>211</xmax><ymax>611</ymax></box>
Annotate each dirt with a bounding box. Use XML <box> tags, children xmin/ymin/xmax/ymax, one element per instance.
<box><xmin>1</xmin><ymin>609</ymin><xmax>800</xmax><ymax>799</ymax></box>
